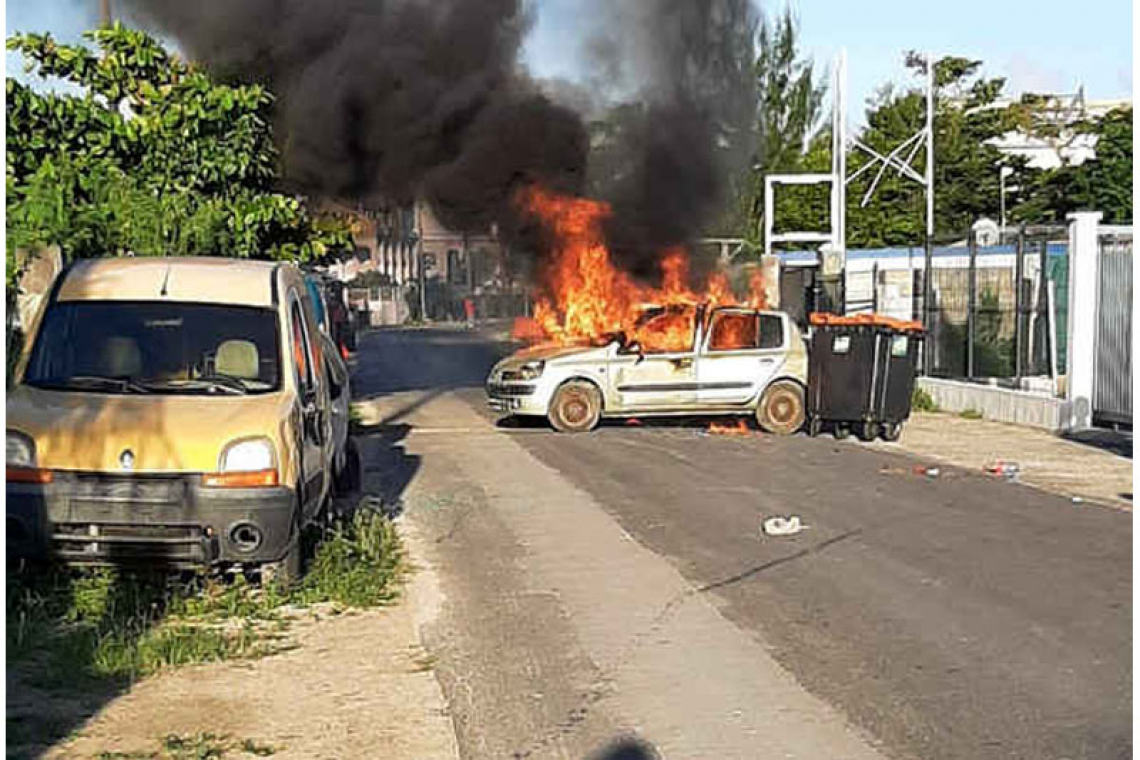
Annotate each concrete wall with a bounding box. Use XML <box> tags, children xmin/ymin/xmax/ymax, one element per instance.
<box><xmin>917</xmin><ymin>377</ymin><xmax>1069</xmax><ymax>433</ymax></box>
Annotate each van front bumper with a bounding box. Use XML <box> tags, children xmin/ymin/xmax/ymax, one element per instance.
<box><xmin>7</xmin><ymin>472</ymin><xmax>297</xmax><ymax>568</ymax></box>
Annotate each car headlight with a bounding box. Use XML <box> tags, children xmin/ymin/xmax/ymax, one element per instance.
<box><xmin>514</xmin><ymin>360</ymin><xmax>545</xmax><ymax>381</ymax></box>
<box><xmin>7</xmin><ymin>431</ymin><xmax>35</xmax><ymax>467</ymax></box>
<box><xmin>219</xmin><ymin>438</ymin><xmax>275</xmax><ymax>472</ymax></box>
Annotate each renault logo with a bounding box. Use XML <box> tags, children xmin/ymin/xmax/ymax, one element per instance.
<box><xmin>119</xmin><ymin>449</ymin><xmax>135</xmax><ymax>471</ymax></box>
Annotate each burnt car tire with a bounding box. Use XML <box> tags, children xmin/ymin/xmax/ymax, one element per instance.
<box><xmin>549</xmin><ymin>380</ymin><xmax>602</xmax><ymax>433</ymax></box>
<box><xmin>756</xmin><ymin>380</ymin><xmax>806</xmax><ymax>436</ymax></box>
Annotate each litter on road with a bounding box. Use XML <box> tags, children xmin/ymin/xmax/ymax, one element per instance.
<box><xmin>762</xmin><ymin>515</ymin><xmax>809</xmax><ymax>536</ymax></box>
<box><xmin>984</xmin><ymin>460</ymin><xmax>1021</xmax><ymax>480</ymax></box>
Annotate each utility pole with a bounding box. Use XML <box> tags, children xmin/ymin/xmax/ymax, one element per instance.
<box><xmin>100</xmin><ymin>0</ymin><xmax>113</xmax><ymax>27</ymax></box>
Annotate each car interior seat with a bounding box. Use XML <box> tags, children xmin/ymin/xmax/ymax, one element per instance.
<box><xmin>98</xmin><ymin>336</ymin><xmax>143</xmax><ymax>378</ymax></box>
<box><xmin>215</xmin><ymin>339</ymin><xmax>260</xmax><ymax>380</ymax></box>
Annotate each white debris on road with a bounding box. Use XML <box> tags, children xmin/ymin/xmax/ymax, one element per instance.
<box><xmin>762</xmin><ymin>515</ymin><xmax>809</xmax><ymax>536</ymax></box>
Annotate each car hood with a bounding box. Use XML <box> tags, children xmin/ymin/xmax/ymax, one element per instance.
<box><xmin>7</xmin><ymin>385</ymin><xmax>294</xmax><ymax>474</ymax></box>
<box><xmin>502</xmin><ymin>342</ymin><xmax>614</xmax><ymax>365</ymax></box>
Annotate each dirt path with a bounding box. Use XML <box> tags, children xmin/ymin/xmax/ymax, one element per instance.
<box><xmin>39</xmin><ymin>524</ymin><xmax>458</xmax><ymax>760</ymax></box>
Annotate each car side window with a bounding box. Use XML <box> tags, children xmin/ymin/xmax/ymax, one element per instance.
<box><xmin>758</xmin><ymin>314</ymin><xmax>785</xmax><ymax>349</ymax></box>
<box><xmin>290</xmin><ymin>300</ymin><xmax>315</xmax><ymax>393</ymax></box>
<box><xmin>708</xmin><ymin>313</ymin><xmax>759</xmax><ymax>352</ymax></box>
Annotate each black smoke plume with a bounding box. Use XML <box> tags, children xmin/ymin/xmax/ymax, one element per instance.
<box><xmin>125</xmin><ymin>0</ymin><xmax>756</xmax><ymax>280</ymax></box>
<box><xmin>123</xmin><ymin>0</ymin><xmax>588</xmax><ymax>233</ymax></box>
<box><xmin>579</xmin><ymin>0</ymin><xmax>758</xmax><ymax>279</ymax></box>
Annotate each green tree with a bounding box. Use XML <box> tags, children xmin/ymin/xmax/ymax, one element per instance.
<box><xmin>1013</xmin><ymin>107</ymin><xmax>1133</xmax><ymax>224</ymax></box>
<box><xmin>6</xmin><ymin>24</ymin><xmax>349</xmax><ymax>287</ymax></box>
<box><xmin>746</xmin><ymin>8</ymin><xmax>827</xmax><ymax>242</ymax></box>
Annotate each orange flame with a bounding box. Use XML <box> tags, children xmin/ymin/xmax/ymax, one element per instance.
<box><xmin>708</xmin><ymin>419</ymin><xmax>752</xmax><ymax>436</ymax></box>
<box><xmin>515</xmin><ymin>186</ymin><xmax>766</xmax><ymax>351</ymax></box>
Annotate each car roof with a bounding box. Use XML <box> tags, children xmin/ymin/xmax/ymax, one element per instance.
<box><xmin>57</xmin><ymin>257</ymin><xmax>286</xmax><ymax>307</ymax></box>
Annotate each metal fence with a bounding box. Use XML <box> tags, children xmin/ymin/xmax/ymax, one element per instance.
<box><xmin>1093</xmin><ymin>231</ymin><xmax>1132</xmax><ymax>425</ymax></box>
<box><xmin>916</xmin><ymin>233</ymin><xmax>1068</xmax><ymax>381</ymax></box>
<box><xmin>837</xmin><ymin>231</ymin><xmax>1069</xmax><ymax>382</ymax></box>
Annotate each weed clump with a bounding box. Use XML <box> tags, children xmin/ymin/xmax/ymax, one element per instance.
<box><xmin>7</xmin><ymin>505</ymin><xmax>403</xmax><ymax>688</ymax></box>
<box><xmin>911</xmin><ymin>386</ymin><xmax>939</xmax><ymax>413</ymax></box>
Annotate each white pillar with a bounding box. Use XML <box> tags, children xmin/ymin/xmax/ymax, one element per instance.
<box><xmin>1065</xmin><ymin>211</ymin><xmax>1102</xmax><ymax>430</ymax></box>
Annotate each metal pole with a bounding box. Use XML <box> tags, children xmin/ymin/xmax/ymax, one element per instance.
<box><xmin>1038</xmin><ymin>233</ymin><xmax>1049</xmax><ymax>376</ymax></box>
<box><xmin>871</xmin><ymin>262</ymin><xmax>879</xmax><ymax>313</ymax></box>
<box><xmin>100</xmin><ymin>0</ymin><xmax>112</xmax><ymax>27</ymax></box>
<box><xmin>967</xmin><ymin>230</ymin><xmax>977</xmax><ymax>379</ymax></box>
<box><xmin>415</xmin><ymin>205</ymin><xmax>426</xmax><ymax>322</ymax></box>
<box><xmin>925</xmin><ymin>52</ymin><xmax>935</xmax><ymax>241</ymax></box>
<box><xmin>923</xmin><ymin>236</ymin><xmax>934</xmax><ymax>373</ymax></box>
<box><xmin>1000</xmin><ymin>169</ymin><xmax>1006</xmax><ymax>235</ymax></box>
<box><xmin>1013</xmin><ymin>227</ymin><xmax>1025</xmax><ymax>382</ymax></box>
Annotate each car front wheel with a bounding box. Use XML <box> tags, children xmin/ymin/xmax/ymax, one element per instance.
<box><xmin>548</xmin><ymin>380</ymin><xmax>602</xmax><ymax>433</ymax></box>
<box><xmin>756</xmin><ymin>380</ymin><xmax>806</xmax><ymax>435</ymax></box>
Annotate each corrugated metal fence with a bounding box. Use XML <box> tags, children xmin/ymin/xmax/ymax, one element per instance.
<box><xmin>1093</xmin><ymin>231</ymin><xmax>1132</xmax><ymax>425</ymax></box>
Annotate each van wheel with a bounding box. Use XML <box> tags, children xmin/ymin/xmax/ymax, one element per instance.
<box><xmin>262</xmin><ymin>538</ymin><xmax>301</xmax><ymax>590</ymax></box>
<box><xmin>756</xmin><ymin>381</ymin><xmax>806</xmax><ymax>435</ymax></box>
<box><xmin>881</xmin><ymin>422</ymin><xmax>902</xmax><ymax>441</ymax></box>
<box><xmin>334</xmin><ymin>438</ymin><xmax>362</xmax><ymax>495</ymax></box>
<box><xmin>262</xmin><ymin>506</ymin><xmax>303</xmax><ymax>590</ymax></box>
<box><xmin>549</xmin><ymin>381</ymin><xmax>602</xmax><ymax>433</ymax></box>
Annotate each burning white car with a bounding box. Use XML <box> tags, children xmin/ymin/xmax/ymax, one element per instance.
<box><xmin>487</xmin><ymin>303</ymin><xmax>808</xmax><ymax>433</ymax></box>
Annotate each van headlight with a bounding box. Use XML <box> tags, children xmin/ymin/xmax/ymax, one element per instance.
<box><xmin>219</xmin><ymin>438</ymin><xmax>275</xmax><ymax>472</ymax></box>
<box><xmin>7</xmin><ymin>431</ymin><xmax>35</xmax><ymax>467</ymax></box>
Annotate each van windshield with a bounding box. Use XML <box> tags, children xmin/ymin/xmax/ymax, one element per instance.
<box><xmin>24</xmin><ymin>301</ymin><xmax>281</xmax><ymax>395</ymax></box>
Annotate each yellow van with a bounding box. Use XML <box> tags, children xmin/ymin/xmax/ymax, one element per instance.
<box><xmin>6</xmin><ymin>257</ymin><xmax>336</xmax><ymax>580</ymax></box>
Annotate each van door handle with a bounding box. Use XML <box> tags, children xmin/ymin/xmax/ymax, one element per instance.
<box><xmin>759</xmin><ymin>358</ymin><xmax>775</xmax><ymax>364</ymax></box>
<box><xmin>671</xmin><ymin>357</ymin><xmax>693</xmax><ymax>369</ymax></box>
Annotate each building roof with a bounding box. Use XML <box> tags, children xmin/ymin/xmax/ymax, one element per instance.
<box><xmin>57</xmin><ymin>257</ymin><xmax>281</xmax><ymax>307</ymax></box>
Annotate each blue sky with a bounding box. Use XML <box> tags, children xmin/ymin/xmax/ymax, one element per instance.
<box><xmin>525</xmin><ymin>0</ymin><xmax>1132</xmax><ymax>124</ymax></box>
<box><xmin>8</xmin><ymin>0</ymin><xmax>1133</xmax><ymax>125</ymax></box>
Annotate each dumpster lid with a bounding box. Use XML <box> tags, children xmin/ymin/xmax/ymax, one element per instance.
<box><xmin>809</xmin><ymin>312</ymin><xmax>924</xmax><ymax>333</ymax></box>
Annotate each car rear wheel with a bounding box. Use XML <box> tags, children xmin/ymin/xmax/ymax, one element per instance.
<box><xmin>756</xmin><ymin>380</ymin><xmax>806</xmax><ymax>435</ymax></box>
<box><xmin>549</xmin><ymin>380</ymin><xmax>602</xmax><ymax>433</ymax></box>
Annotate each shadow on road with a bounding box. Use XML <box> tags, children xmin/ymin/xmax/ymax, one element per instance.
<box><xmin>1061</xmin><ymin>428</ymin><xmax>1133</xmax><ymax>459</ymax></box>
<box><xmin>588</xmin><ymin>736</ymin><xmax>661</xmax><ymax>760</ymax></box>
<box><xmin>351</xmin><ymin>421</ymin><xmax>421</xmax><ymax>509</ymax></box>
<box><xmin>351</xmin><ymin>327</ymin><xmax>515</xmax><ymax>397</ymax></box>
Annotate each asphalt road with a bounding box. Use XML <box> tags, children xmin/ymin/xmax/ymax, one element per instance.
<box><xmin>355</xmin><ymin>327</ymin><xmax>1132</xmax><ymax>760</ymax></box>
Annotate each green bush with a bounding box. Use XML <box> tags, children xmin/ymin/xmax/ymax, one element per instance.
<box><xmin>911</xmin><ymin>386</ymin><xmax>939</xmax><ymax>412</ymax></box>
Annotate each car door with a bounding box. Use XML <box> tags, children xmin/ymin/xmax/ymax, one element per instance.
<box><xmin>697</xmin><ymin>309</ymin><xmax>786</xmax><ymax>406</ymax></box>
<box><xmin>611</xmin><ymin>306</ymin><xmax>699</xmax><ymax>411</ymax></box>
<box><xmin>288</xmin><ymin>294</ymin><xmax>328</xmax><ymax>519</ymax></box>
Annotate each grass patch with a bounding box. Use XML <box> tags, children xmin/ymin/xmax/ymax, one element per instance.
<box><xmin>7</xmin><ymin>504</ymin><xmax>404</xmax><ymax>750</ymax></box>
<box><xmin>296</xmin><ymin>509</ymin><xmax>405</xmax><ymax>608</ymax></box>
<box><xmin>911</xmin><ymin>386</ymin><xmax>939</xmax><ymax>413</ymax></box>
<box><xmin>95</xmin><ymin>733</ymin><xmax>279</xmax><ymax>759</ymax></box>
<box><xmin>958</xmin><ymin>408</ymin><xmax>984</xmax><ymax>420</ymax></box>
